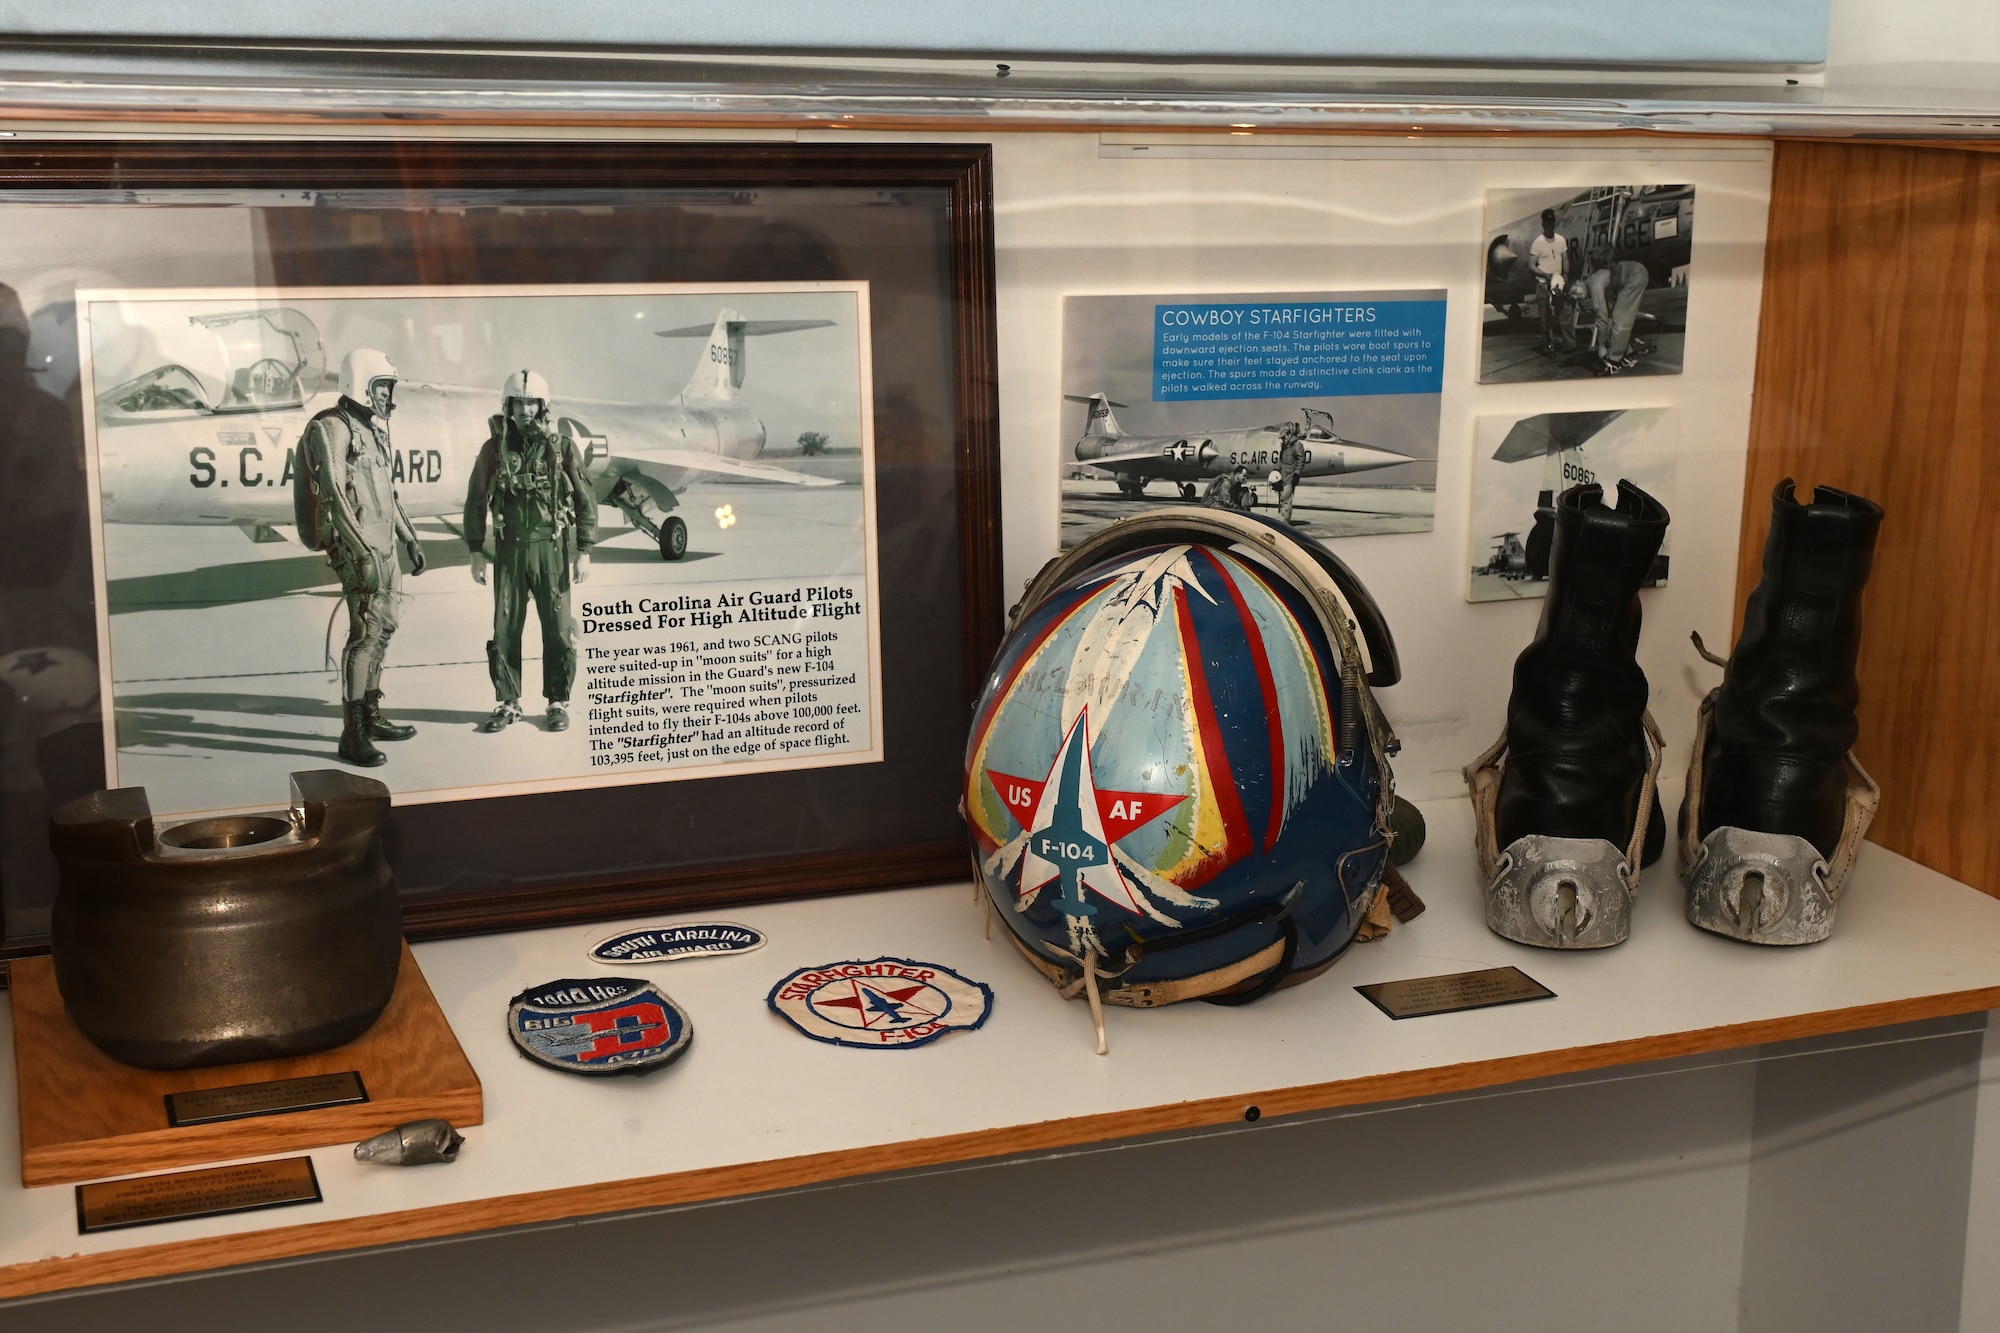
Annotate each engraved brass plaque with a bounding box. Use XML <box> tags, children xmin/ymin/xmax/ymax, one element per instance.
<box><xmin>165</xmin><ymin>1071</ymin><xmax>369</xmax><ymax>1128</ymax></box>
<box><xmin>1355</xmin><ymin>966</ymin><xmax>1555</xmax><ymax>1019</ymax></box>
<box><xmin>76</xmin><ymin>1157</ymin><xmax>321</xmax><ymax>1233</ymax></box>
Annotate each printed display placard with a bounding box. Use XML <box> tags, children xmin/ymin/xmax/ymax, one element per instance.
<box><xmin>1061</xmin><ymin>289</ymin><xmax>1442</xmax><ymax>547</ymax></box>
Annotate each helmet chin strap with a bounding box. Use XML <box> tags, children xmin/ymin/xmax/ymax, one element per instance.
<box><xmin>1003</xmin><ymin>882</ymin><xmax>1310</xmax><ymax>1053</ymax></box>
<box><xmin>1081</xmin><ymin>946</ymin><xmax>1108</xmax><ymax>1056</ymax></box>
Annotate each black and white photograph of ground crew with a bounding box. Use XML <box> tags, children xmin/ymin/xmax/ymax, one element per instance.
<box><xmin>1059</xmin><ymin>290</ymin><xmax>1442</xmax><ymax>549</ymax></box>
<box><xmin>1468</xmin><ymin>407</ymin><xmax>1675</xmax><ymax>602</ymax></box>
<box><xmin>1480</xmin><ymin>185</ymin><xmax>1694</xmax><ymax>384</ymax></box>
<box><xmin>79</xmin><ymin>282</ymin><xmax>882</xmax><ymax>818</ymax></box>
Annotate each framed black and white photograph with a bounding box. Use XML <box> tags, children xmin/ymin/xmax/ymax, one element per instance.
<box><xmin>0</xmin><ymin>141</ymin><xmax>999</xmax><ymax>953</ymax></box>
<box><xmin>1479</xmin><ymin>185</ymin><xmax>1694</xmax><ymax>383</ymax></box>
<box><xmin>83</xmin><ymin>282</ymin><xmax>880</xmax><ymax>812</ymax></box>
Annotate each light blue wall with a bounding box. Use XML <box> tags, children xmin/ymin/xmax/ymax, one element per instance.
<box><xmin>0</xmin><ymin>0</ymin><xmax>1830</xmax><ymax>66</ymax></box>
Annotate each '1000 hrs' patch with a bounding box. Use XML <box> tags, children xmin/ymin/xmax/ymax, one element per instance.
<box><xmin>508</xmin><ymin>977</ymin><xmax>693</xmax><ymax>1077</ymax></box>
<box><xmin>767</xmin><ymin>958</ymin><xmax>992</xmax><ymax>1049</ymax></box>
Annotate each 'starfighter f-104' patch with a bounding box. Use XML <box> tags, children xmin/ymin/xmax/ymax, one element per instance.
<box><xmin>767</xmin><ymin>957</ymin><xmax>992</xmax><ymax>1049</ymax></box>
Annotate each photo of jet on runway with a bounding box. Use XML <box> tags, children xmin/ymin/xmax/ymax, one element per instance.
<box><xmin>79</xmin><ymin>285</ymin><xmax>880</xmax><ymax>818</ymax></box>
<box><xmin>1467</xmin><ymin>407</ymin><xmax>1675</xmax><ymax>602</ymax></box>
<box><xmin>1480</xmin><ymin>184</ymin><xmax>1694</xmax><ymax>384</ymax></box>
<box><xmin>1070</xmin><ymin>394</ymin><xmax>1412</xmax><ymax>496</ymax></box>
<box><xmin>1062</xmin><ymin>394</ymin><xmax>1434</xmax><ymax>546</ymax></box>
<box><xmin>89</xmin><ymin>303</ymin><xmax>843</xmax><ymax>555</ymax></box>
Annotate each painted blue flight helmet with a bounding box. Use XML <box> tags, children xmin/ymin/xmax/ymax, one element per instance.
<box><xmin>964</xmin><ymin>508</ymin><xmax>1413</xmax><ymax>1051</ymax></box>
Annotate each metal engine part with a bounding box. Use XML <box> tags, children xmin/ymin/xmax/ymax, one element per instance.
<box><xmin>50</xmin><ymin>769</ymin><xmax>401</xmax><ymax>1070</ymax></box>
<box><xmin>355</xmin><ymin>1119</ymin><xmax>464</xmax><ymax>1167</ymax></box>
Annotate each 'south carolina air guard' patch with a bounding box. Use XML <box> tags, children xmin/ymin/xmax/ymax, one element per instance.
<box><xmin>507</xmin><ymin>977</ymin><xmax>693</xmax><ymax>1077</ymax></box>
<box><xmin>766</xmin><ymin>958</ymin><xmax>993</xmax><ymax>1050</ymax></box>
<box><xmin>587</xmin><ymin>923</ymin><xmax>766</xmax><ymax>966</ymax></box>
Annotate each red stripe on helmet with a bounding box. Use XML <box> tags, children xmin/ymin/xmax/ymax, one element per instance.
<box><xmin>1173</xmin><ymin>579</ymin><xmax>1252</xmax><ymax>886</ymax></box>
<box><xmin>1233</xmin><ymin>555</ymin><xmax>1340</xmax><ymax>750</ymax></box>
<box><xmin>1198</xmin><ymin>548</ymin><xmax>1288</xmax><ymax>853</ymax></box>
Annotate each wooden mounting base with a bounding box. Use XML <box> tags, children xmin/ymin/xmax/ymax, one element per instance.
<box><xmin>11</xmin><ymin>942</ymin><xmax>482</xmax><ymax>1188</ymax></box>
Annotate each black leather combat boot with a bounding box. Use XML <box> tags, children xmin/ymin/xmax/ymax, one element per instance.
<box><xmin>1682</xmin><ymin>480</ymin><xmax>1882</xmax><ymax>944</ymax></box>
<box><xmin>363</xmin><ymin>690</ymin><xmax>416</xmax><ymax>742</ymax></box>
<box><xmin>1466</xmin><ymin>480</ymin><xmax>1669</xmax><ymax>949</ymax></box>
<box><xmin>338</xmin><ymin>698</ymin><xmax>386</xmax><ymax>768</ymax></box>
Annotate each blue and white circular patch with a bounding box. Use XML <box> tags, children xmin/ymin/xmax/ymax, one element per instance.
<box><xmin>507</xmin><ymin>977</ymin><xmax>693</xmax><ymax>1077</ymax></box>
<box><xmin>767</xmin><ymin>958</ymin><xmax>993</xmax><ymax>1049</ymax></box>
<box><xmin>588</xmin><ymin>922</ymin><xmax>766</xmax><ymax>966</ymax></box>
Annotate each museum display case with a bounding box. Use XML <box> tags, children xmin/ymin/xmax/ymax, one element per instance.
<box><xmin>0</xmin><ymin>42</ymin><xmax>1993</xmax><ymax>1302</ymax></box>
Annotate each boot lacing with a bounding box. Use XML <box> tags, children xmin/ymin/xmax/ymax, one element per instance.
<box><xmin>1689</xmin><ymin>630</ymin><xmax>1729</xmax><ymax>669</ymax></box>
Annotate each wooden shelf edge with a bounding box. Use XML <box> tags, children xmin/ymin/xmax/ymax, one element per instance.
<box><xmin>19</xmin><ymin>1090</ymin><xmax>487</xmax><ymax>1189</ymax></box>
<box><xmin>4</xmin><ymin>981</ymin><xmax>1997</xmax><ymax>1302</ymax></box>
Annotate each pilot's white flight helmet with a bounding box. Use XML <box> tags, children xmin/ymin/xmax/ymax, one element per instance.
<box><xmin>502</xmin><ymin>368</ymin><xmax>550</xmax><ymax>408</ymax></box>
<box><xmin>338</xmin><ymin>348</ymin><xmax>397</xmax><ymax>404</ymax></box>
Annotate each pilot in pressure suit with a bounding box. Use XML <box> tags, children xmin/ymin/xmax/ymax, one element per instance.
<box><xmin>1276</xmin><ymin>422</ymin><xmax>1307</xmax><ymax>525</ymax></box>
<box><xmin>464</xmin><ymin>369</ymin><xmax>597</xmax><ymax>734</ymax></box>
<box><xmin>1204</xmin><ymin>463</ymin><xmax>1252</xmax><ymax>513</ymax></box>
<box><xmin>297</xmin><ymin>348</ymin><xmax>427</xmax><ymax>768</ymax></box>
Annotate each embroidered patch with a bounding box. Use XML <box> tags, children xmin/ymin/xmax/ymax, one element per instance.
<box><xmin>588</xmin><ymin>923</ymin><xmax>767</xmax><ymax>965</ymax></box>
<box><xmin>507</xmin><ymin>977</ymin><xmax>693</xmax><ymax>1077</ymax></box>
<box><xmin>767</xmin><ymin>957</ymin><xmax>993</xmax><ymax>1049</ymax></box>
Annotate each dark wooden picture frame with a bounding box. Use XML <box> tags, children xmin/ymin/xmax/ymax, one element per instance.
<box><xmin>0</xmin><ymin>141</ymin><xmax>1000</xmax><ymax>954</ymax></box>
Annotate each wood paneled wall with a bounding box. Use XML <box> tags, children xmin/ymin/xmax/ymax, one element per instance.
<box><xmin>1743</xmin><ymin>141</ymin><xmax>2000</xmax><ymax>895</ymax></box>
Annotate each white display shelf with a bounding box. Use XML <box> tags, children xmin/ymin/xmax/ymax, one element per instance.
<box><xmin>2</xmin><ymin>795</ymin><xmax>1998</xmax><ymax>1300</ymax></box>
